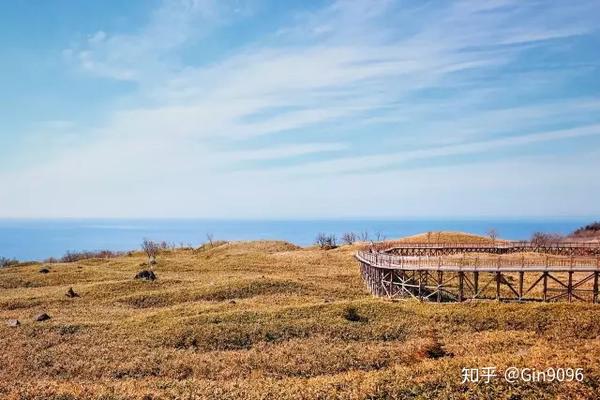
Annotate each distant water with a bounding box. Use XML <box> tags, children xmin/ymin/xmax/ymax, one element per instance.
<box><xmin>0</xmin><ymin>218</ymin><xmax>591</xmax><ymax>261</ymax></box>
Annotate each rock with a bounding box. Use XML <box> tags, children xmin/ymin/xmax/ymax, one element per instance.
<box><xmin>39</xmin><ymin>268</ymin><xmax>50</xmax><ymax>274</ymax></box>
<box><xmin>134</xmin><ymin>270</ymin><xmax>157</xmax><ymax>281</ymax></box>
<box><xmin>6</xmin><ymin>319</ymin><xmax>20</xmax><ymax>327</ymax></box>
<box><xmin>229</xmin><ymin>300</ymin><xmax>237</xmax><ymax>305</ymax></box>
<box><xmin>34</xmin><ymin>313</ymin><xmax>51</xmax><ymax>322</ymax></box>
<box><xmin>65</xmin><ymin>287</ymin><xmax>79</xmax><ymax>298</ymax></box>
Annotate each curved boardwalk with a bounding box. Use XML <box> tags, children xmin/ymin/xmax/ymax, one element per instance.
<box><xmin>385</xmin><ymin>242</ymin><xmax>600</xmax><ymax>256</ymax></box>
<box><xmin>356</xmin><ymin>242</ymin><xmax>600</xmax><ymax>303</ymax></box>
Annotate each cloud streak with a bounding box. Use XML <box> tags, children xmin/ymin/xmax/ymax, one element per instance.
<box><xmin>2</xmin><ymin>0</ymin><xmax>600</xmax><ymax>217</ymax></box>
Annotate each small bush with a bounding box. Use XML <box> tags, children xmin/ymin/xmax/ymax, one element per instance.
<box><xmin>48</xmin><ymin>250</ymin><xmax>124</xmax><ymax>263</ymax></box>
<box><xmin>0</xmin><ymin>257</ymin><xmax>19</xmax><ymax>268</ymax></box>
<box><xmin>343</xmin><ymin>306</ymin><xmax>367</xmax><ymax>323</ymax></box>
<box><xmin>341</xmin><ymin>232</ymin><xmax>357</xmax><ymax>245</ymax></box>
<box><xmin>141</xmin><ymin>239</ymin><xmax>161</xmax><ymax>265</ymax></box>
<box><xmin>316</xmin><ymin>233</ymin><xmax>337</xmax><ymax>249</ymax></box>
<box><xmin>530</xmin><ymin>232</ymin><xmax>563</xmax><ymax>246</ymax></box>
<box><xmin>417</xmin><ymin>337</ymin><xmax>449</xmax><ymax>359</ymax></box>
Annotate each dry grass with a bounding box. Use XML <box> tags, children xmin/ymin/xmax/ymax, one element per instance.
<box><xmin>2</xmin><ymin>233</ymin><xmax>600</xmax><ymax>399</ymax></box>
<box><xmin>391</xmin><ymin>231</ymin><xmax>503</xmax><ymax>245</ymax></box>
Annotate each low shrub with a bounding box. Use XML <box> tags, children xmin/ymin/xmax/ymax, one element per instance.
<box><xmin>341</xmin><ymin>232</ymin><xmax>357</xmax><ymax>245</ymax></box>
<box><xmin>0</xmin><ymin>256</ymin><xmax>19</xmax><ymax>268</ymax></box>
<box><xmin>46</xmin><ymin>250</ymin><xmax>124</xmax><ymax>263</ymax></box>
<box><xmin>316</xmin><ymin>233</ymin><xmax>337</xmax><ymax>249</ymax></box>
<box><xmin>343</xmin><ymin>306</ymin><xmax>367</xmax><ymax>323</ymax></box>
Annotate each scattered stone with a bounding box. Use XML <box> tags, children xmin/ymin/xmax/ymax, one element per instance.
<box><xmin>39</xmin><ymin>268</ymin><xmax>50</xmax><ymax>274</ymax></box>
<box><xmin>66</xmin><ymin>287</ymin><xmax>79</xmax><ymax>298</ymax></box>
<box><xmin>229</xmin><ymin>300</ymin><xmax>237</xmax><ymax>305</ymax></box>
<box><xmin>134</xmin><ymin>270</ymin><xmax>157</xmax><ymax>281</ymax></box>
<box><xmin>7</xmin><ymin>319</ymin><xmax>20</xmax><ymax>327</ymax></box>
<box><xmin>34</xmin><ymin>313</ymin><xmax>51</xmax><ymax>322</ymax></box>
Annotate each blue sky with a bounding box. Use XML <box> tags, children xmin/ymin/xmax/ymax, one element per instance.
<box><xmin>1</xmin><ymin>0</ymin><xmax>600</xmax><ymax>218</ymax></box>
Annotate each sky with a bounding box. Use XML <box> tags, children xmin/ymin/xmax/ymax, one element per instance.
<box><xmin>1</xmin><ymin>0</ymin><xmax>600</xmax><ymax>219</ymax></box>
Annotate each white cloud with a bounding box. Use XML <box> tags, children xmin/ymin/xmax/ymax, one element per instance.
<box><xmin>266</xmin><ymin>124</ymin><xmax>600</xmax><ymax>177</ymax></box>
<box><xmin>3</xmin><ymin>0</ymin><xmax>600</xmax><ymax>217</ymax></box>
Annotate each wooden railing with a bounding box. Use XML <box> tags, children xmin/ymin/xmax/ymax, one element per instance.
<box><xmin>356</xmin><ymin>245</ymin><xmax>600</xmax><ymax>302</ymax></box>
<box><xmin>384</xmin><ymin>241</ymin><xmax>600</xmax><ymax>250</ymax></box>
<box><xmin>356</xmin><ymin>251</ymin><xmax>600</xmax><ymax>272</ymax></box>
<box><xmin>381</xmin><ymin>241</ymin><xmax>600</xmax><ymax>257</ymax></box>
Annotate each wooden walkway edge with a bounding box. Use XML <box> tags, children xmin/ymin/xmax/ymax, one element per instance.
<box><xmin>356</xmin><ymin>243</ymin><xmax>600</xmax><ymax>303</ymax></box>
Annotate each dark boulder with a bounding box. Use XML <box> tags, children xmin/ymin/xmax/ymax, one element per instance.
<box><xmin>7</xmin><ymin>319</ymin><xmax>20</xmax><ymax>327</ymax></box>
<box><xmin>34</xmin><ymin>313</ymin><xmax>51</xmax><ymax>322</ymax></box>
<box><xmin>134</xmin><ymin>270</ymin><xmax>157</xmax><ymax>281</ymax></box>
<box><xmin>39</xmin><ymin>268</ymin><xmax>50</xmax><ymax>274</ymax></box>
<box><xmin>66</xmin><ymin>287</ymin><xmax>79</xmax><ymax>298</ymax></box>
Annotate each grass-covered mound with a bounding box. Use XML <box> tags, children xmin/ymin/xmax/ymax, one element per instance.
<box><xmin>571</xmin><ymin>221</ymin><xmax>600</xmax><ymax>239</ymax></box>
<box><xmin>1</xmin><ymin>233</ymin><xmax>599</xmax><ymax>399</ymax></box>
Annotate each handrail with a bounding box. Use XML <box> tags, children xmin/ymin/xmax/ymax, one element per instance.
<box><xmin>356</xmin><ymin>250</ymin><xmax>600</xmax><ymax>273</ymax></box>
<box><xmin>383</xmin><ymin>241</ymin><xmax>600</xmax><ymax>251</ymax></box>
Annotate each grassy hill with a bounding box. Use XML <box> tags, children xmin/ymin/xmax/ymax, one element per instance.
<box><xmin>570</xmin><ymin>222</ymin><xmax>600</xmax><ymax>240</ymax></box>
<box><xmin>1</xmin><ymin>233</ymin><xmax>600</xmax><ymax>399</ymax></box>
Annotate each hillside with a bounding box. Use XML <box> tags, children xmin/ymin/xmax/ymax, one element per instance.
<box><xmin>570</xmin><ymin>222</ymin><xmax>600</xmax><ymax>240</ymax></box>
<box><xmin>2</xmin><ymin>233</ymin><xmax>600</xmax><ymax>399</ymax></box>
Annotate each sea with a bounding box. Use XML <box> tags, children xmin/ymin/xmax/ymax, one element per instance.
<box><xmin>0</xmin><ymin>218</ymin><xmax>593</xmax><ymax>261</ymax></box>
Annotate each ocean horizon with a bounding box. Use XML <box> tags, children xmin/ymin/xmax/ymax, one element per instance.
<box><xmin>0</xmin><ymin>218</ymin><xmax>593</xmax><ymax>261</ymax></box>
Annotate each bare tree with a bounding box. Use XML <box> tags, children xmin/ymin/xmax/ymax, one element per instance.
<box><xmin>0</xmin><ymin>257</ymin><xmax>18</xmax><ymax>268</ymax></box>
<box><xmin>426</xmin><ymin>231</ymin><xmax>432</xmax><ymax>244</ymax></box>
<box><xmin>141</xmin><ymin>239</ymin><xmax>160</xmax><ymax>266</ymax></box>
<box><xmin>487</xmin><ymin>228</ymin><xmax>498</xmax><ymax>245</ymax></box>
<box><xmin>531</xmin><ymin>232</ymin><xmax>564</xmax><ymax>246</ymax></box>
<box><xmin>375</xmin><ymin>231</ymin><xmax>386</xmax><ymax>242</ymax></box>
<box><xmin>316</xmin><ymin>233</ymin><xmax>337</xmax><ymax>249</ymax></box>
<box><xmin>206</xmin><ymin>233</ymin><xmax>214</xmax><ymax>247</ymax></box>
<box><xmin>341</xmin><ymin>232</ymin><xmax>357</xmax><ymax>245</ymax></box>
<box><xmin>358</xmin><ymin>230</ymin><xmax>369</xmax><ymax>242</ymax></box>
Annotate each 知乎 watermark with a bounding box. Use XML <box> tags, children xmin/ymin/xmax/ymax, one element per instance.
<box><xmin>461</xmin><ymin>367</ymin><xmax>584</xmax><ymax>384</ymax></box>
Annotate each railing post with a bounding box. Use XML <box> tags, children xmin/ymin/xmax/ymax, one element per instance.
<box><xmin>568</xmin><ymin>271</ymin><xmax>573</xmax><ymax>303</ymax></box>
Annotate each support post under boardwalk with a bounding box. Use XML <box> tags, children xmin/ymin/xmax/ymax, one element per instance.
<box><xmin>437</xmin><ymin>271</ymin><xmax>443</xmax><ymax>303</ymax></box>
<box><xmin>518</xmin><ymin>271</ymin><xmax>524</xmax><ymax>301</ymax></box>
<box><xmin>594</xmin><ymin>271</ymin><xmax>599</xmax><ymax>304</ymax></box>
<box><xmin>496</xmin><ymin>272</ymin><xmax>501</xmax><ymax>301</ymax></box>
<box><xmin>355</xmin><ymin>246</ymin><xmax>600</xmax><ymax>303</ymax></box>
<box><xmin>568</xmin><ymin>271</ymin><xmax>573</xmax><ymax>303</ymax></box>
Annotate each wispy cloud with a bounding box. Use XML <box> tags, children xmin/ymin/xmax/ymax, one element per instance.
<box><xmin>2</xmin><ymin>0</ymin><xmax>600</xmax><ymax>217</ymax></box>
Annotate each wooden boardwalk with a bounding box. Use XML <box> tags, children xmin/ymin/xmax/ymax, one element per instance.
<box><xmin>385</xmin><ymin>242</ymin><xmax>600</xmax><ymax>256</ymax></box>
<box><xmin>356</xmin><ymin>243</ymin><xmax>600</xmax><ymax>303</ymax></box>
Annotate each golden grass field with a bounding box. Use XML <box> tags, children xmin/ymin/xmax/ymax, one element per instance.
<box><xmin>2</xmin><ymin>232</ymin><xmax>600</xmax><ymax>399</ymax></box>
